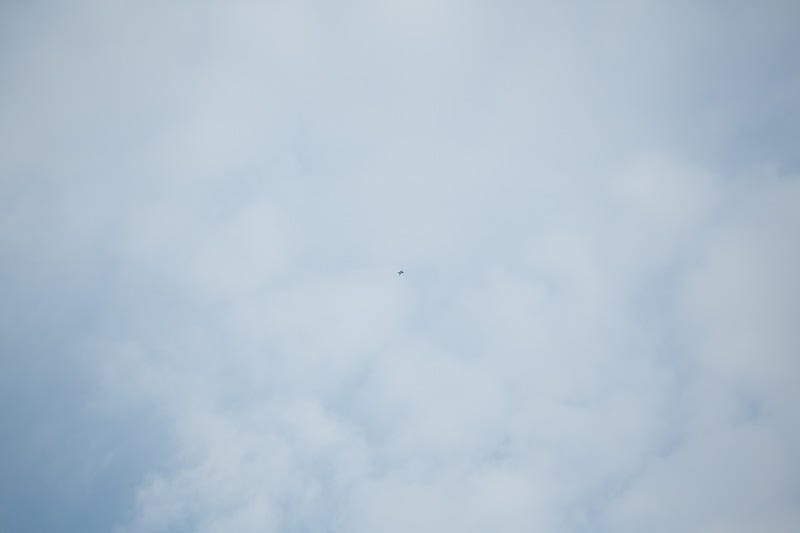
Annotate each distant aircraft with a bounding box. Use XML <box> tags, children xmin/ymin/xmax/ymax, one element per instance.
<box><xmin>397</xmin><ymin>270</ymin><xmax>404</xmax><ymax>276</ymax></box>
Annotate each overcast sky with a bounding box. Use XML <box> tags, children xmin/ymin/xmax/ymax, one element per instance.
<box><xmin>2</xmin><ymin>1</ymin><xmax>799</xmax><ymax>532</ymax></box>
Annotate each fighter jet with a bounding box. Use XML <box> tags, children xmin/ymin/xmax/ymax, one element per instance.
<box><xmin>397</xmin><ymin>270</ymin><xmax>404</xmax><ymax>276</ymax></box>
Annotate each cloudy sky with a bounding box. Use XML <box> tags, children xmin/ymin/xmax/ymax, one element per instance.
<box><xmin>2</xmin><ymin>1</ymin><xmax>799</xmax><ymax>531</ymax></box>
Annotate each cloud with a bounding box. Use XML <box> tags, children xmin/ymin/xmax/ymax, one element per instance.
<box><xmin>1</xmin><ymin>1</ymin><xmax>799</xmax><ymax>532</ymax></box>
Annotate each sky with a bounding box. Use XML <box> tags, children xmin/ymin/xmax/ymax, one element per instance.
<box><xmin>1</xmin><ymin>1</ymin><xmax>799</xmax><ymax>532</ymax></box>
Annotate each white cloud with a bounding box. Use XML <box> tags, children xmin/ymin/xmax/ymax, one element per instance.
<box><xmin>2</xmin><ymin>1</ymin><xmax>799</xmax><ymax>532</ymax></box>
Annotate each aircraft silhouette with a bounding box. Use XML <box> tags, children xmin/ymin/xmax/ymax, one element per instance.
<box><xmin>397</xmin><ymin>270</ymin><xmax>404</xmax><ymax>276</ymax></box>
